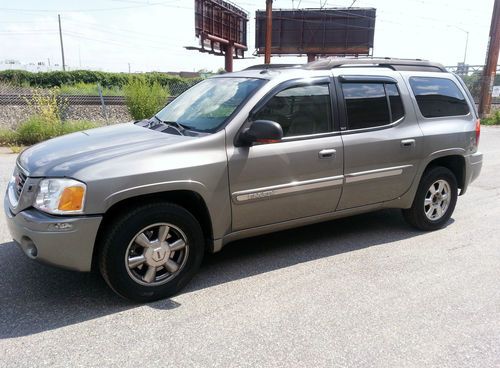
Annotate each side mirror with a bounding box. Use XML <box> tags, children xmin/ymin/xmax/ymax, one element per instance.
<box><xmin>238</xmin><ymin>120</ymin><xmax>283</xmax><ymax>146</ymax></box>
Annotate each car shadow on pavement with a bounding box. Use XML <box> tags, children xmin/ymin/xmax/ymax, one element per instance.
<box><xmin>0</xmin><ymin>209</ymin><xmax>443</xmax><ymax>338</ymax></box>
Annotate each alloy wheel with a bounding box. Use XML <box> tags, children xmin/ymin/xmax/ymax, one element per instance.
<box><xmin>424</xmin><ymin>179</ymin><xmax>451</xmax><ymax>221</ymax></box>
<box><xmin>124</xmin><ymin>223</ymin><xmax>189</xmax><ymax>286</ymax></box>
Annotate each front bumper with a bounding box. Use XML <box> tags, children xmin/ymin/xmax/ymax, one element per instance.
<box><xmin>4</xmin><ymin>195</ymin><xmax>102</xmax><ymax>272</ymax></box>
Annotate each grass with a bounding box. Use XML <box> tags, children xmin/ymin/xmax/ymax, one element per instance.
<box><xmin>0</xmin><ymin>118</ymin><xmax>100</xmax><ymax>146</ymax></box>
<box><xmin>59</xmin><ymin>82</ymin><xmax>124</xmax><ymax>96</ymax></box>
<box><xmin>482</xmin><ymin>111</ymin><xmax>500</xmax><ymax>126</ymax></box>
<box><xmin>0</xmin><ymin>85</ymin><xmax>101</xmax><ymax>148</ymax></box>
<box><xmin>8</xmin><ymin>145</ymin><xmax>24</xmax><ymax>154</ymax></box>
<box><xmin>0</xmin><ymin>129</ymin><xmax>18</xmax><ymax>146</ymax></box>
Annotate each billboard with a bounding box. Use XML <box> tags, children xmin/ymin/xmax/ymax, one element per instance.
<box><xmin>255</xmin><ymin>8</ymin><xmax>376</xmax><ymax>56</ymax></box>
<box><xmin>194</xmin><ymin>0</ymin><xmax>248</xmax><ymax>58</ymax></box>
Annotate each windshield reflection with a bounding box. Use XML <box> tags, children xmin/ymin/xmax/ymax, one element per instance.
<box><xmin>155</xmin><ymin>77</ymin><xmax>264</xmax><ymax>132</ymax></box>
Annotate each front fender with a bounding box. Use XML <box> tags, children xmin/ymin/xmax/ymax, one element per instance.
<box><xmin>103</xmin><ymin>180</ymin><xmax>209</xmax><ymax>211</ymax></box>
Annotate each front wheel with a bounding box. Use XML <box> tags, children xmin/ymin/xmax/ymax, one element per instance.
<box><xmin>98</xmin><ymin>202</ymin><xmax>204</xmax><ymax>302</ymax></box>
<box><xmin>402</xmin><ymin>166</ymin><xmax>458</xmax><ymax>231</ymax></box>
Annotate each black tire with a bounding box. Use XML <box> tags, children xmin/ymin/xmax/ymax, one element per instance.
<box><xmin>98</xmin><ymin>202</ymin><xmax>204</xmax><ymax>302</ymax></box>
<box><xmin>402</xmin><ymin>166</ymin><xmax>458</xmax><ymax>231</ymax></box>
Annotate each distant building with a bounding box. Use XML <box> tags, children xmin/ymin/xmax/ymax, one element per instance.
<box><xmin>0</xmin><ymin>60</ymin><xmax>62</xmax><ymax>72</ymax></box>
<box><xmin>166</xmin><ymin>71</ymin><xmax>201</xmax><ymax>78</ymax></box>
<box><xmin>493</xmin><ymin>86</ymin><xmax>500</xmax><ymax>98</ymax></box>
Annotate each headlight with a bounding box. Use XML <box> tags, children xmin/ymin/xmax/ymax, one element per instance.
<box><xmin>34</xmin><ymin>178</ymin><xmax>86</xmax><ymax>215</ymax></box>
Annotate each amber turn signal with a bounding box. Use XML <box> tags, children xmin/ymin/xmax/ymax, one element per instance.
<box><xmin>58</xmin><ymin>186</ymin><xmax>85</xmax><ymax>211</ymax></box>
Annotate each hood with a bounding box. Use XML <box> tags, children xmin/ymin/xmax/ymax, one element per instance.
<box><xmin>18</xmin><ymin>123</ymin><xmax>191</xmax><ymax>177</ymax></box>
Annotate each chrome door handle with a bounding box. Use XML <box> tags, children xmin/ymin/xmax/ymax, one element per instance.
<box><xmin>401</xmin><ymin>139</ymin><xmax>416</xmax><ymax>148</ymax></box>
<box><xmin>318</xmin><ymin>149</ymin><xmax>336</xmax><ymax>159</ymax></box>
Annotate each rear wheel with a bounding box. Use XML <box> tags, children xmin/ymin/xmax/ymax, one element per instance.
<box><xmin>402</xmin><ymin>166</ymin><xmax>458</xmax><ymax>231</ymax></box>
<box><xmin>98</xmin><ymin>202</ymin><xmax>204</xmax><ymax>302</ymax></box>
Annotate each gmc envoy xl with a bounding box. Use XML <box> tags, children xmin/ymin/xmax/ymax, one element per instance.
<box><xmin>4</xmin><ymin>58</ymin><xmax>483</xmax><ymax>301</ymax></box>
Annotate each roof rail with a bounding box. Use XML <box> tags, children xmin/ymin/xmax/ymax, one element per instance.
<box><xmin>244</xmin><ymin>64</ymin><xmax>303</xmax><ymax>71</ymax></box>
<box><xmin>305</xmin><ymin>57</ymin><xmax>447</xmax><ymax>72</ymax></box>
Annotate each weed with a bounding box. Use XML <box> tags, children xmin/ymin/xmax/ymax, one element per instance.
<box><xmin>124</xmin><ymin>79</ymin><xmax>169</xmax><ymax>120</ymax></box>
<box><xmin>482</xmin><ymin>110</ymin><xmax>500</xmax><ymax>125</ymax></box>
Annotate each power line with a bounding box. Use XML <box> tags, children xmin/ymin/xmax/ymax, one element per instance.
<box><xmin>0</xmin><ymin>1</ymin><xmax>191</xmax><ymax>14</ymax></box>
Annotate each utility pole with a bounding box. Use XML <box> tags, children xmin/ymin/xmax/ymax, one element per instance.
<box><xmin>264</xmin><ymin>0</ymin><xmax>273</xmax><ymax>64</ymax></box>
<box><xmin>58</xmin><ymin>14</ymin><xmax>66</xmax><ymax>71</ymax></box>
<box><xmin>78</xmin><ymin>45</ymin><xmax>82</xmax><ymax>68</ymax></box>
<box><xmin>463</xmin><ymin>30</ymin><xmax>469</xmax><ymax>64</ymax></box>
<box><xmin>478</xmin><ymin>0</ymin><xmax>500</xmax><ymax>118</ymax></box>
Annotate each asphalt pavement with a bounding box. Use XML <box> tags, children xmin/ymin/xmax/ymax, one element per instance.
<box><xmin>0</xmin><ymin>128</ymin><xmax>499</xmax><ymax>367</ymax></box>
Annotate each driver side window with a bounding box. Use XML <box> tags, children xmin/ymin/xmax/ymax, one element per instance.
<box><xmin>253</xmin><ymin>84</ymin><xmax>332</xmax><ymax>137</ymax></box>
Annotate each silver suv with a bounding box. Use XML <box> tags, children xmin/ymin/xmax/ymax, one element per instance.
<box><xmin>4</xmin><ymin>58</ymin><xmax>483</xmax><ymax>301</ymax></box>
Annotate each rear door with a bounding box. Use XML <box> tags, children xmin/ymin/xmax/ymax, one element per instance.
<box><xmin>227</xmin><ymin>77</ymin><xmax>344</xmax><ymax>231</ymax></box>
<box><xmin>336</xmin><ymin>74</ymin><xmax>423</xmax><ymax>210</ymax></box>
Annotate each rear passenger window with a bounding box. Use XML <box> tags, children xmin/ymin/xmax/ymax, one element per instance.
<box><xmin>342</xmin><ymin>82</ymin><xmax>405</xmax><ymax>130</ymax></box>
<box><xmin>386</xmin><ymin>84</ymin><xmax>404</xmax><ymax>121</ymax></box>
<box><xmin>254</xmin><ymin>84</ymin><xmax>332</xmax><ymax>137</ymax></box>
<box><xmin>409</xmin><ymin>77</ymin><xmax>470</xmax><ymax>118</ymax></box>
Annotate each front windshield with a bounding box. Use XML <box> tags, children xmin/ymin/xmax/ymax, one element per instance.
<box><xmin>155</xmin><ymin>77</ymin><xmax>265</xmax><ymax>133</ymax></box>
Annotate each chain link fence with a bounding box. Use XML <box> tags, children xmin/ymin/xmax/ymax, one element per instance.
<box><xmin>0</xmin><ymin>79</ymin><xmax>201</xmax><ymax>129</ymax></box>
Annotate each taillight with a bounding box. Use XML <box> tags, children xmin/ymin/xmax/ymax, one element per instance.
<box><xmin>475</xmin><ymin>118</ymin><xmax>481</xmax><ymax>146</ymax></box>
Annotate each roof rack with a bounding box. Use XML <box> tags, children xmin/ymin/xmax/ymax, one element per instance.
<box><xmin>305</xmin><ymin>57</ymin><xmax>447</xmax><ymax>72</ymax></box>
<box><xmin>244</xmin><ymin>64</ymin><xmax>303</xmax><ymax>71</ymax></box>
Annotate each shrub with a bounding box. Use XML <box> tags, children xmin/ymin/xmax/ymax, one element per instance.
<box><xmin>0</xmin><ymin>85</ymin><xmax>101</xmax><ymax>146</ymax></box>
<box><xmin>25</xmin><ymin>87</ymin><xmax>63</xmax><ymax>122</ymax></box>
<box><xmin>0</xmin><ymin>129</ymin><xmax>18</xmax><ymax>145</ymax></box>
<box><xmin>16</xmin><ymin>115</ymin><xmax>62</xmax><ymax>145</ymax></box>
<box><xmin>482</xmin><ymin>110</ymin><xmax>500</xmax><ymax>126</ymax></box>
<box><xmin>124</xmin><ymin>78</ymin><xmax>169</xmax><ymax>120</ymax></box>
<box><xmin>15</xmin><ymin>117</ymin><xmax>100</xmax><ymax>145</ymax></box>
<box><xmin>60</xmin><ymin>120</ymin><xmax>99</xmax><ymax>134</ymax></box>
<box><xmin>16</xmin><ymin>115</ymin><xmax>59</xmax><ymax>145</ymax></box>
<box><xmin>0</xmin><ymin>70</ymin><xmax>202</xmax><ymax>91</ymax></box>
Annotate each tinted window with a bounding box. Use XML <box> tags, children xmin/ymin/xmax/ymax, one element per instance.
<box><xmin>386</xmin><ymin>84</ymin><xmax>405</xmax><ymax>121</ymax></box>
<box><xmin>342</xmin><ymin>83</ymin><xmax>390</xmax><ymax>129</ymax></box>
<box><xmin>409</xmin><ymin>77</ymin><xmax>470</xmax><ymax>118</ymax></box>
<box><xmin>254</xmin><ymin>84</ymin><xmax>331</xmax><ymax>137</ymax></box>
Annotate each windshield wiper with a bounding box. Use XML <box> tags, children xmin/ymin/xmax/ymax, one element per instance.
<box><xmin>153</xmin><ymin>116</ymin><xmax>189</xmax><ymax>136</ymax></box>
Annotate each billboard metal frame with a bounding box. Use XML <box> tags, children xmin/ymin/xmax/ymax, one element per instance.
<box><xmin>188</xmin><ymin>0</ymin><xmax>248</xmax><ymax>71</ymax></box>
<box><xmin>255</xmin><ymin>8</ymin><xmax>376</xmax><ymax>60</ymax></box>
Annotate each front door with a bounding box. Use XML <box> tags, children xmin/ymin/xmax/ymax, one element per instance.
<box><xmin>227</xmin><ymin>78</ymin><xmax>344</xmax><ymax>231</ymax></box>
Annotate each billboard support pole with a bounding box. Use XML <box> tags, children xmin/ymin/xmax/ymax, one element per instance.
<box><xmin>478</xmin><ymin>0</ymin><xmax>500</xmax><ymax>118</ymax></box>
<box><xmin>225</xmin><ymin>43</ymin><xmax>234</xmax><ymax>72</ymax></box>
<box><xmin>265</xmin><ymin>0</ymin><xmax>273</xmax><ymax>64</ymax></box>
<box><xmin>307</xmin><ymin>54</ymin><xmax>317</xmax><ymax>63</ymax></box>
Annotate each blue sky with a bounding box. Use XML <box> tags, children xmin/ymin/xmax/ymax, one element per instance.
<box><xmin>0</xmin><ymin>0</ymin><xmax>494</xmax><ymax>72</ymax></box>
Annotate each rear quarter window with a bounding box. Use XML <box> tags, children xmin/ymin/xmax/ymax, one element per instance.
<box><xmin>409</xmin><ymin>77</ymin><xmax>470</xmax><ymax>118</ymax></box>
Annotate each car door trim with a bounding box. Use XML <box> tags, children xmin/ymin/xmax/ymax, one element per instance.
<box><xmin>345</xmin><ymin>165</ymin><xmax>413</xmax><ymax>183</ymax></box>
<box><xmin>232</xmin><ymin>175</ymin><xmax>344</xmax><ymax>203</ymax></box>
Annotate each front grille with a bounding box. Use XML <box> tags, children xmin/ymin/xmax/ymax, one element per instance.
<box><xmin>14</xmin><ymin>166</ymin><xmax>28</xmax><ymax>199</ymax></box>
<box><xmin>16</xmin><ymin>171</ymin><xmax>27</xmax><ymax>196</ymax></box>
